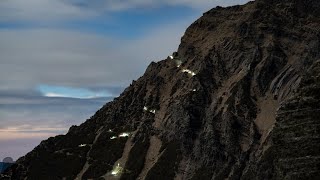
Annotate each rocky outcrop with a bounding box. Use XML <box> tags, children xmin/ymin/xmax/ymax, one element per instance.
<box><xmin>2</xmin><ymin>0</ymin><xmax>320</xmax><ymax>179</ymax></box>
<box><xmin>243</xmin><ymin>60</ymin><xmax>320</xmax><ymax>179</ymax></box>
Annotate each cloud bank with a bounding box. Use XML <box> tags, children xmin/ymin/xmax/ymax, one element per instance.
<box><xmin>0</xmin><ymin>0</ymin><xmax>250</xmax><ymax>22</ymax></box>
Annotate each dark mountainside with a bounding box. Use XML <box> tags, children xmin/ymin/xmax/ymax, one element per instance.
<box><xmin>2</xmin><ymin>0</ymin><xmax>320</xmax><ymax>179</ymax></box>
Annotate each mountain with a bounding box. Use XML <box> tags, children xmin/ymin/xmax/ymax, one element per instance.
<box><xmin>0</xmin><ymin>163</ymin><xmax>13</xmax><ymax>174</ymax></box>
<box><xmin>1</xmin><ymin>0</ymin><xmax>320</xmax><ymax>179</ymax></box>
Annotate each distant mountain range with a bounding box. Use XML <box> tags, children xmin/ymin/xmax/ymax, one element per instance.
<box><xmin>0</xmin><ymin>162</ymin><xmax>14</xmax><ymax>174</ymax></box>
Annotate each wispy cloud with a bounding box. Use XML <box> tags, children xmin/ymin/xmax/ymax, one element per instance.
<box><xmin>0</xmin><ymin>125</ymin><xmax>68</xmax><ymax>141</ymax></box>
<box><xmin>0</xmin><ymin>124</ymin><xmax>69</xmax><ymax>160</ymax></box>
<box><xmin>0</xmin><ymin>136</ymin><xmax>49</xmax><ymax>161</ymax></box>
<box><xmin>0</xmin><ymin>0</ymin><xmax>97</xmax><ymax>22</ymax></box>
<box><xmin>0</xmin><ymin>93</ymin><xmax>112</xmax><ymax>128</ymax></box>
<box><xmin>0</xmin><ymin>131</ymin><xmax>57</xmax><ymax>141</ymax></box>
<box><xmin>0</xmin><ymin>0</ymin><xmax>250</xmax><ymax>23</ymax></box>
<box><xmin>0</xmin><ymin>126</ymin><xmax>68</xmax><ymax>133</ymax></box>
<box><xmin>38</xmin><ymin>85</ymin><xmax>113</xmax><ymax>99</ymax></box>
<box><xmin>0</xmin><ymin>17</ymin><xmax>194</xmax><ymax>91</ymax></box>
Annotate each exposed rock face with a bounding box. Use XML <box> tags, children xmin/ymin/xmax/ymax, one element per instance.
<box><xmin>2</xmin><ymin>0</ymin><xmax>320</xmax><ymax>179</ymax></box>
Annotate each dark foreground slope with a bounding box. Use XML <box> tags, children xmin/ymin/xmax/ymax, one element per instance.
<box><xmin>2</xmin><ymin>0</ymin><xmax>320</xmax><ymax>179</ymax></box>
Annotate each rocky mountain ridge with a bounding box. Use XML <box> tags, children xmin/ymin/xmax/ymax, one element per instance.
<box><xmin>1</xmin><ymin>0</ymin><xmax>320</xmax><ymax>179</ymax></box>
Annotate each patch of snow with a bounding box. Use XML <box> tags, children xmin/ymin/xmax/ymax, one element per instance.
<box><xmin>169</xmin><ymin>55</ymin><xmax>174</xmax><ymax>59</ymax></box>
<box><xmin>110</xmin><ymin>136</ymin><xmax>117</xmax><ymax>140</ymax></box>
<box><xmin>144</xmin><ymin>106</ymin><xmax>156</xmax><ymax>114</ymax></box>
<box><xmin>111</xmin><ymin>163</ymin><xmax>123</xmax><ymax>176</ymax></box>
<box><xmin>119</xmin><ymin>132</ymin><xmax>130</xmax><ymax>138</ymax></box>
<box><xmin>182</xmin><ymin>69</ymin><xmax>196</xmax><ymax>76</ymax></box>
<box><xmin>78</xmin><ymin>144</ymin><xmax>87</xmax><ymax>147</ymax></box>
<box><xmin>176</xmin><ymin>60</ymin><xmax>182</xmax><ymax>68</ymax></box>
<box><xmin>149</xmin><ymin>110</ymin><xmax>156</xmax><ymax>114</ymax></box>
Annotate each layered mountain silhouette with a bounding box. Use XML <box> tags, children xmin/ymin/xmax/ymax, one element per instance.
<box><xmin>0</xmin><ymin>158</ymin><xmax>14</xmax><ymax>176</ymax></box>
<box><xmin>1</xmin><ymin>0</ymin><xmax>320</xmax><ymax>179</ymax></box>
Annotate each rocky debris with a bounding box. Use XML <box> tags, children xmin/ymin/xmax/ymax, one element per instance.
<box><xmin>2</xmin><ymin>0</ymin><xmax>320</xmax><ymax>179</ymax></box>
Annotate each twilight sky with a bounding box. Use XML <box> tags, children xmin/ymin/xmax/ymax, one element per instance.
<box><xmin>0</xmin><ymin>0</ymin><xmax>250</xmax><ymax>161</ymax></box>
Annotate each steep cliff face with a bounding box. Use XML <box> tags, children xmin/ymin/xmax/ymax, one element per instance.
<box><xmin>2</xmin><ymin>0</ymin><xmax>320</xmax><ymax>179</ymax></box>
